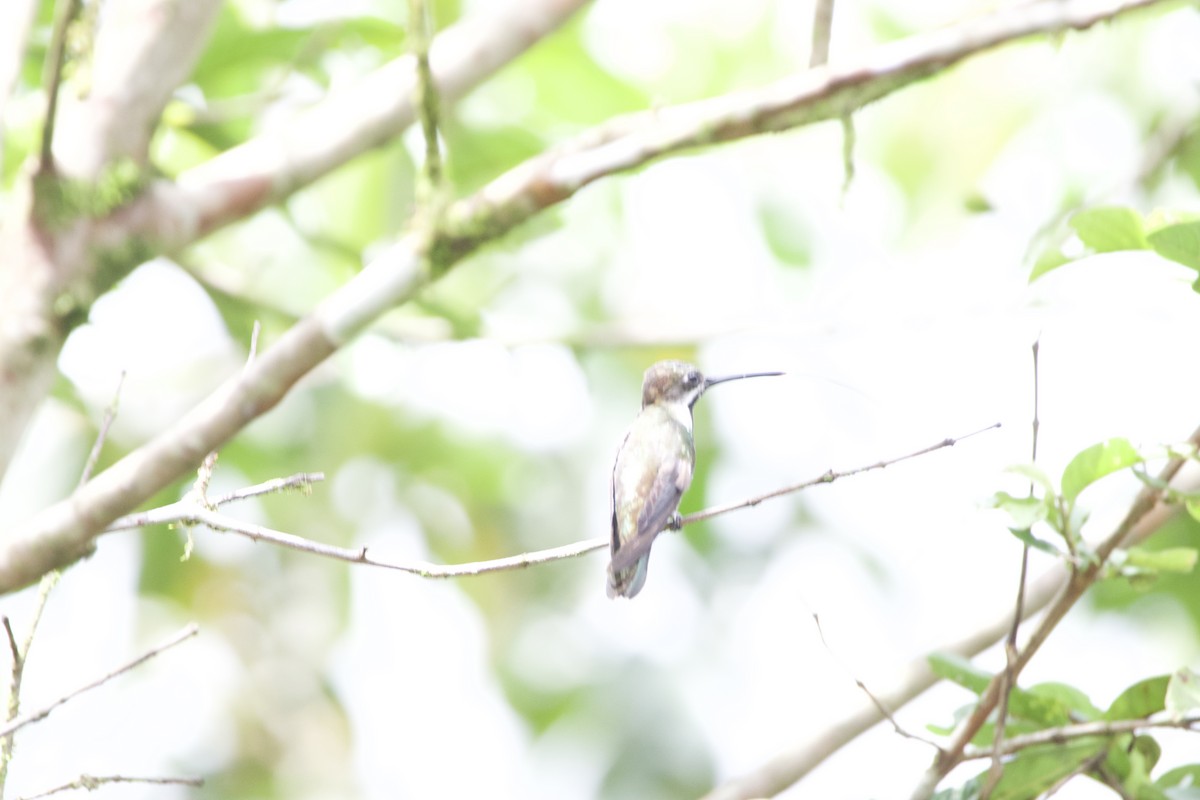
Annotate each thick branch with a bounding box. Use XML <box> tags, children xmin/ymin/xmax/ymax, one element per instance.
<box><xmin>168</xmin><ymin>0</ymin><xmax>588</xmax><ymax>242</ymax></box>
<box><xmin>54</xmin><ymin>0</ymin><xmax>223</xmax><ymax>177</ymax></box>
<box><xmin>0</xmin><ymin>0</ymin><xmax>223</xmax><ymax>483</ymax></box>
<box><xmin>0</xmin><ymin>0</ymin><xmax>588</xmax><ymax>484</ymax></box>
<box><xmin>0</xmin><ymin>0</ymin><xmax>1168</xmax><ymax>593</ymax></box>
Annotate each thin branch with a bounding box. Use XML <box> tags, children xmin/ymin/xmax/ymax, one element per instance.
<box><xmin>0</xmin><ymin>0</ymin><xmax>1167</xmax><ymax>594</ymax></box>
<box><xmin>107</xmin><ymin>474</ymin><xmax>322</xmax><ymax>526</ymax></box>
<box><xmin>79</xmin><ymin>371</ymin><xmax>126</xmax><ymax>487</ymax></box>
<box><xmin>908</xmin><ymin>421</ymin><xmax>1200</xmax><ymax>800</ymax></box>
<box><xmin>810</xmin><ymin>611</ymin><xmax>941</xmax><ymax>751</ymax></box>
<box><xmin>0</xmin><ymin>572</ymin><xmax>59</xmax><ymax>800</ymax></box>
<box><xmin>704</xmin><ymin>484</ymin><xmax>1183</xmax><ymax>800</ymax></box>
<box><xmin>702</xmin><ymin>560</ymin><xmax>1073</xmax><ymax>800</ymax></box>
<box><xmin>191</xmin><ymin>507</ymin><xmax>608</xmax><ymax>578</ymax></box>
<box><xmin>683</xmin><ymin>423</ymin><xmax>1000</xmax><ymax>527</ymax></box>
<box><xmin>104</xmin><ymin>429</ymin><xmax>994</xmax><ymax>578</ymax></box>
<box><xmin>209</xmin><ymin>472</ymin><xmax>325</xmax><ymax>508</ymax></box>
<box><xmin>0</xmin><ymin>624</ymin><xmax>198</xmax><ymax>741</ymax></box>
<box><xmin>809</xmin><ymin>0</ymin><xmax>835</xmax><ymax>68</ymax></box>
<box><xmin>246</xmin><ymin>320</ymin><xmax>261</xmax><ymax>369</ymax></box>
<box><xmin>37</xmin><ymin>0</ymin><xmax>82</xmax><ymax>173</ymax></box>
<box><xmin>962</xmin><ymin>711</ymin><xmax>1200</xmax><ymax>761</ymax></box>
<box><xmin>409</xmin><ymin>0</ymin><xmax>444</xmax><ymax>202</ymax></box>
<box><xmin>16</xmin><ymin>774</ymin><xmax>203</xmax><ymax>800</ymax></box>
<box><xmin>982</xmin><ymin>339</ymin><xmax>1040</xmax><ymax>798</ymax></box>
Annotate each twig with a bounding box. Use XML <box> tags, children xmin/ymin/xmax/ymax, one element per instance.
<box><xmin>37</xmin><ymin>0</ymin><xmax>82</xmax><ymax>173</ymax></box>
<box><xmin>245</xmin><ymin>320</ymin><xmax>261</xmax><ymax>370</ymax></box>
<box><xmin>409</xmin><ymin>0</ymin><xmax>444</xmax><ymax>202</ymax></box>
<box><xmin>0</xmin><ymin>0</ymin><xmax>1167</xmax><ymax>594</ymax></box>
<box><xmin>0</xmin><ymin>624</ymin><xmax>198</xmax><ymax>740</ymax></box>
<box><xmin>683</xmin><ymin>423</ymin><xmax>1000</xmax><ymax>528</ymax></box>
<box><xmin>79</xmin><ymin>371</ymin><xmax>126</xmax><ymax>487</ymax></box>
<box><xmin>103</xmin><ymin>428</ymin><xmax>995</xmax><ymax>578</ymax></box>
<box><xmin>805</xmin><ymin>0</ymin><xmax>854</xmax><ymax>194</ymax></box>
<box><xmin>961</xmin><ymin>711</ymin><xmax>1200</xmax><ymax>760</ymax></box>
<box><xmin>194</xmin><ymin>507</ymin><xmax>608</xmax><ymax>578</ymax></box>
<box><xmin>0</xmin><ymin>573</ymin><xmax>59</xmax><ymax>800</ymax></box>
<box><xmin>106</xmin><ymin>473</ymin><xmax>324</xmax><ymax>531</ymax></box>
<box><xmin>179</xmin><ymin>320</ymin><xmax>262</xmax><ymax>556</ymax></box>
<box><xmin>209</xmin><ymin>472</ymin><xmax>325</xmax><ymax>507</ymax></box>
<box><xmin>810</xmin><ymin>611</ymin><xmax>941</xmax><ymax>751</ymax></box>
<box><xmin>704</xmin><ymin>487</ymin><xmax>1183</xmax><ymax>800</ymax></box>
<box><xmin>16</xmin><ymin>774</ymin><xmax>203</xmax><ymax>800</ymax></box>
<box><xmin>982</xmin><ymin>339</ymin><xmax>1040</xmax><ymax>798</ymax></box>
<box><xmin>909</xmin><ymin>420</ymin><xmax>1200</xmax><ymax>800</ymax></box>
<box><xmin>809</xmin><ymin>0</ymin><xmax>835</xmax><ymax>68</ymax></box>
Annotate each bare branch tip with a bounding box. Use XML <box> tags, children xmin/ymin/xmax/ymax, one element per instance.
<box><xmin>2</xmin><ymin>617</ymin><xmax>18</xmax><ymax>663</ymax></box>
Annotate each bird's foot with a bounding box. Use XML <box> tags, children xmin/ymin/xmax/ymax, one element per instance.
<box><xmin>667</xmin><ymin>512</ymin><xmax>683</xmax><ymax>531</ymax></box>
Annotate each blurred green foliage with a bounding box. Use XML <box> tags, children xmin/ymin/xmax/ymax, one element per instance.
<box><xmin>7</xmin><ymin>1</ymin><xmax>1200</xmax><ymax>799</ymax></box>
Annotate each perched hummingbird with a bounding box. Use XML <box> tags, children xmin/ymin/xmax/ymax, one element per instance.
<box><xmin>607</xmin><ymin>360</ymin><xmax>783</xmax><ymax>598</ymax></box>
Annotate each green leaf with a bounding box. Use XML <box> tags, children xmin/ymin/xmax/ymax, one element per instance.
<box><xmin>1148</xmin><ymin>221</ymin><xmax>1200</xmax><ymax>272</ymax></box>
<box><xmin>1165</xmin><ymin>668</ymin><xmax>1200</xmax><ymax>718</ymax></box>
<box><xmin>1004</xmin><ymin>463</ymin><xmax>1057</xmax><ymax>495</ymax></box>
<box><xmin>988</xmin><ymin>491</ymin><xmax>1047</xmax><ymax>526</ymax></box>
<box><xmin>1029</xmin><ymin>682</ymin><xmax>1102</xmax><ymax>721</ymax></box>
<box><xmin>1106</xmin><ymin>675</ymin><xmax>1169</xmax><ymax>720</ymax></box>
<box><xmin>1125</xmin><ymin>547</ymin><xmax>1198</xmax><ymax>575</ymax></box>
<box><xmin>988</xmin><ymin>739</ymin><xmax>1109</xmax><ymax>800</ymax></box>
<box><xmin>1007</xmin><ymin>527</ymin><xmax>1063</xmax><ymax>557</ymax></box>
<box><xmin>1157</xmin><ymin>764</ymin><xmax>1200</xmax><ymax>798</ymax></box>
<box><xmin>1028</xmin><ymin>244</ymin><xmax>1071</xmax><ymax>283</ymax></box>
<box><xmin>928</xmin><ymin>652</ymin><xmax>989</xmax><ymax>693</ymax></box>
<box><xmin>1070</xmin><ymin>207</ymin><xmax>1148</xmax><ymax>252</ymax></box>
<box><xmin>1061</xmin><ymin>438</ymin><xmax>1143</xmax><ymax>503</ymax></box>
<box><xmin>1104</xmin><ymin>731</ymin><xmax>1159</xmax><ymax>788</ymax></box>
<box><xmin>926</xmin><ymin>654</ymin><xmax>1074</xmax><ymax>726</ymax></box>
<box><xmin>1186</xmin><ymin>499</ymin><xmax>1200</xmax><ymax>524</ymax></box>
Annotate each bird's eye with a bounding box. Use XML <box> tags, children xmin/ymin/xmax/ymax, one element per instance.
<box><xmin>685</xmin><ymin>371</ymin><xmax>700</xmax><ymax>386</ymax></box>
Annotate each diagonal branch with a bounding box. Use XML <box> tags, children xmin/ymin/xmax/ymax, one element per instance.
<box><xmin>0</xmin><ymin>625</ymin><xmax>197</xmax><ymax>740</ymax></box>
<box><xmin>0</xmin><ymin>0</ymin><xmax>590</xmax><ymax>485</ymax></box>
<box><xmin>702</xmin><ymin>485</ymin><xmax>1183</xmax><ymax>800</ymax></box>
<box><xmin>168</xmin><ymin>0</ymin><xmax>589</xmax><ymax>242</ymax></box>
<box><xmin>907</xmin><ymin>424</ymin><xmax>1200</xmax><ymax>800</ymax></box>
<box><xmin>54</xmin><ymin>0</ymin><xmax>223</xmax><ymax>177</ymax></box>
<box><xmin>0</xmin><ymin>0</ymin><xmax>224</xmax><ymax>486</ymax></box>
<box><xmin>37</xmin><ymin>0</ymin><xmax>82</xmax><ymax>174</ymax></box>
<box><xmin>0</xmin><ymin>0</ymin><xmax>1168</xmax><ymax>594</ymax></box>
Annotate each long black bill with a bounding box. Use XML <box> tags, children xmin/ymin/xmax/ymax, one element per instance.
<box><xmin>704</xmin><ymin>371</ymin><xmax>784</xmax><ymax>389</ymax></box>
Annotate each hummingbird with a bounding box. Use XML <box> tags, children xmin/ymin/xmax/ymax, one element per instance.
<box><xmin>607</xmin><ymin>360</ymin><xmax>783</xmax><ymax>598</ymax></box>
